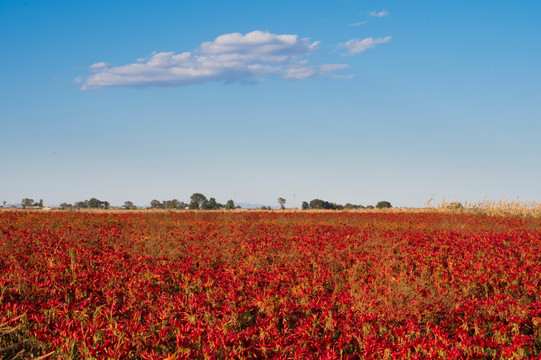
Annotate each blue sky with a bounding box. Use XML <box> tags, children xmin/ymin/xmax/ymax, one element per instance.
<box><xmin>1</xmin><ymin>0</ymin><xmax>540</xmax><ymax>207</ymax></box>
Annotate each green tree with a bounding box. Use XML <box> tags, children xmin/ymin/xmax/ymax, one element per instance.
<box><xmin>190</xmin><ymin>193</ymin><xmax>207</xmax><ymax>210</ymax></box>
<box><xmin>59</xmin><ymin>202</ymin><xmax>73</xmax><ymax>210</ymax></box>
<box><xmin>74</xmin><ymin>200</ymin><xmax>88</xmax><ymax>208</ymax></box>
<box><xmin>179</xmin><ymin>201</ymin><xmax>188</xmax><ymax>209</ymax></box>
<box><xmin>225</xmin><ymin>200</ymin><xmax>235</xmax><ymax>210</ymax></box>
<box><xmin>309</xmin><ymin>199</ymin><xmax>324</xmax><ymax>209</ymax></box>
<box><xmin>122</xmin><ymin>201</ymin><xmax>136</xmax><ymax>210</ymax></box>
<box><xmin>208</xmin><ymin>198</ymin><xmax>219</xmax><ymax>210</ymax></box>
<box><xmin>301</xmin><ymin>201</ymin><xmax>309</xmax><ymax>210</ymax></box>
<box><xmin>88</xmin><ymin>198</ymin><xmax>101</xmax><ymax>208</ymax></box>
<box><xmin>376</xmin><ymin>201</ymin><xmax>392</xmax><ymax>209</ymax></box>
<box><xmin>164</xmin><ymin>199</ymin><xmax>182</xmax><ymax>210</ymax></box>
<box><xmin>278</xmin><ymin>197</ymin><xmax>286</xmax><ymax>210</ymax></box>
<box><xmin>200</xmin><ymin>199</ymin><xmax>209</xmax><ymax>210</ymax></box>
<box><xmin>76</xmin><ymin>198</ymin><xmax>109</xmax><ymax>209</ymax></box>
<box><xmin>150</xmin><ymin>200</ymin><xmax>163</xmax><ymax>209</ymax></box>
<box><xmin>21</xmin><ymin>198</ymin><xmax>34</xmax><ymax>209</ymax></box>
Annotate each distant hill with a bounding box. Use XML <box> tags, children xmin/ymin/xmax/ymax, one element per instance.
<box><xmin>236</xmin><ymin>202</ymin><xmax>278</xmax><ymax>209</ymax></box>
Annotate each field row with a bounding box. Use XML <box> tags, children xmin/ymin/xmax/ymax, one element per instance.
<box><xmin>1</xmin><ymin>211</ymin><xmax>540</xmax><ymax>359</ymax></box>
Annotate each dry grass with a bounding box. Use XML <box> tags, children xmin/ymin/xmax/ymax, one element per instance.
<box><xmin>425</xmin><ymin>196</ymin><xmax>541</xmax><ymax>218</ymax></box>
<box><xmin>0</xmin><ymin>314</ymin><xmax>52</xmax><ymax>359</ymax></box>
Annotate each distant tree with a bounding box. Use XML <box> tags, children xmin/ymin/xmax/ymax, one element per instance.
<box><xmin>190</xmin><ymin>193</ymin><xmax>207</xmax><ymax>210</ymax></box>
<box><xmin>178</xmin><ymin>201</ymin><xmax>189</xmax><ymax>209</ymax></box>
<box><xmin>308</xmin><ymin>199</ymin><xmax>350</xmax><ymax>210</ymax></box>
<box><xmin>122</xmin><ymin>201</ymin><xmax>136</xmax><ymax>210</ymax></box>
<box><xmin>225</xmin><ymin>200</ymin><xmax>235</xmax><ymax>210</ymax></box>
<box><xmin>333</xmin><ymin>203</ymin><xmax>344</xmax><ymax>210</ymax></box>
<box><xmin>376</xmin><ymin>201</ymin><xmax>392</xmax><ymax>209</ymax></box>
<box><xmin>208</xmin><ymin>198</ymin><xmax>219</xmax><ymax>210</ymax></box>
<box><xmin>201</xmin><ymin>198</ymin><xmax>222</xmax><ymax>210</ymax></box>
<box><xmin>37</xmin><ymin>199</ymin><xmax>44</xmax><ymax>208</ymax></box>
<box><xmin>309</xmin><ymin>199</ymin><xmax>324</xmax><ymax>210</ymax></box>
<box><xmin>88</xmin><ymin>198</ymin><xmax>101</xmax><ymax>208</ymax></box>
<box><xmin>74</xmin><ymin>200</ymin><xmax>87</xmax><ymax>208</ymax></box>
<box><xmin>164</xmin><ymin>199</ymin><xmax>182</xmax><ymax>210</ymax></box>
<box><xmin>150</xmin><ymin>200</ymin><xmax>163</xmax><ymax>209</ymax></box>
<box><xmin>200</xmin><ymin>199</ymin><xmax>209</xmax><ymax>210</ymax></box>
<box><xmin>59</xmin><ymin>202</ymin><xmax>73</xmax><ymax>210</ymax></box>
<box><xmin>302</xmin><ymin>201</ymin><xmax>309</xmax><ymax>210</ymax></box>
<box><xmin>366</xmin><ymin>205</ymin><xmax>375</xmax><ymax>209</ymax></box>
<box><xmin>21</xmin><ymin>198</ymin><xmax>34</xmax><ymax>209</ymax></box>
<box><xmin>2</xmin><ymin>201</ymin><xmax>6</xmax><ymax>207</ymax></box>
<box><xmin>278</xmin><ymin>197</ymin><xmax>286</xmax><ymax>210</ymax></box>
<box><xmin>75</xmin><ymin>198</ymin><xmax>109</xmax><ymax>209</ymax></box>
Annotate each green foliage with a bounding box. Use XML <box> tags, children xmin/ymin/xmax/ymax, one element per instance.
<box><xmin>21</xmin><ymin>198</ymin><xmax>34</xmax><ymax>209</ymax></box>
<box><xmin>308</xmin><ymin>199</ymin><xmax>343</xmax><ymax>210</ymax></box>
<box><xmin>376</xmin><ymin>201</ymin><xmax>392</xmax><ymax>209</ymax></box>
<box><xmin>225</xmin><ymin>200</ymin><xmax>235</xmax><ymax>210</ymax></box>
<box><xmin>309</xmin><ymin>199</ymin><xmax>324</xmax><ymax>209</ymax></box>
<box><xmin>306</xmin><ymin>199</ymin><xmax>365</xmax><ymax>210</ymax></box>
<box><xmin>75</xmin><ymin>198</ymin><xmax>109</xmax><ymax>209</ymax></box>
<box><xmin>201</xmin><ymin>198</ymin><xmax>221</xmax><ymax>210</ymax></box>
<box><xmin>59</xmin><ymin>202</ymin><xmax>73</xmax><ymax>210</ymax></box>
<box><xmin>150</xmin><ymin>199</ymin><xmax>188</xmax><ymax>210</ymax></box>
<box><xmin>278</xmin><ymin>197</ymin><xmax>286</xmax><ymax>210</ymax></box>
<box><xmin>122</xmin><ymin>201</ymin><xmax>137</xmax><ymax>210</ymax></box>
<box><xmin>190</xmin><ymin>193</ymin><xmax>207</xmax><ymax>210</ymax></box>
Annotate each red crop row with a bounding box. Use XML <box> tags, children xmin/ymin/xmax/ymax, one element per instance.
<box><xmin>0</xmin><ymin>211</ymin><xmax>540</xmax><ymax>359</ymax></box>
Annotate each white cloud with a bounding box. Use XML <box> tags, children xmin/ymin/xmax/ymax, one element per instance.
<box><xmin>89</xmin><ymin>62</ymin><xmax>109</xmax><ymax>69</ymax></box>
<box><xmin>338</xmin><ymin>36</ymin><xmax>392</xmax><ymax>55</ymax></box>
<box><xmin>350</xmin><ymin>21</ymin><xmax>368</xmax><ymax>27</ymax></box>
<box><xmin>81</xmin><ymin>30</ymin><xmax>348</xmax><ymax>90</ymax></box>
<box><xmin>368</xmin><ymin>10</ymin><xmax>389</xmax><ymax>17</ymax></box>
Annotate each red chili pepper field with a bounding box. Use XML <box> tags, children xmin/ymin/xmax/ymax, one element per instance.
<box><xmin>0</xmin><ymin>210</ymin><xmax>540</xmax><ymax>359</ymax></box>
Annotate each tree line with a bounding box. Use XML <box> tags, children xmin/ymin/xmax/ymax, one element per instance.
<box><xmin>11</xmin><ymin>195</ymin><xmax>392</xmax><ymax>211</ymax></box>
<box><xmin>54</xmin><ymin>193</ymin><xmax>237</xmax><ymax>210</ymax></box>
<box><xmin>301</xmin><ymin>199</ymin><xmax>392</xmax><ymax>210</ymax></box>
<box><xmin>149</xmin><ymin>193</ymin><xmax>236</xmax><ymax>210</ymax></box>
<box><xmin>20</xmin><ymin>198</ymin><xmax>44</xmax><ymax>209</ymax></box>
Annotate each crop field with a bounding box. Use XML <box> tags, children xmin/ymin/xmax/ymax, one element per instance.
<box><xmin>0</xmin><ymin>210</ymin><xmax>540</xmax><ymax>359</ymax></box>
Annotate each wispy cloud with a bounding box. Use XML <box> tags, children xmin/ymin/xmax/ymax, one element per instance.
<box><xmin>349</xmin><ymin>21</ymin><xmax>368</xmax><ymax>27</ymax></box>
<box><xmin>368</xmin><ymin>10</ymin><xmax>389</xmax><ymax>18</ymax></box>
<box><xmin>338</xmin><ymin>36</ymin><xmax>392</xmax><ymax>55</ymax></box>
<box><xmin>81</xmin><ymin>31</ymin><xmax>349</xmax><ymax>90</ymax></box>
